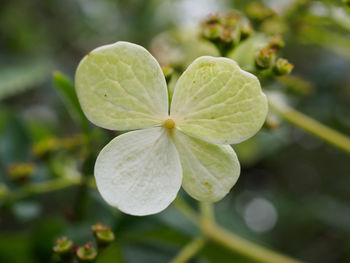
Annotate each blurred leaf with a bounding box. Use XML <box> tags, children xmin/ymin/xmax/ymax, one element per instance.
<box><xmin>96</xmin><ymin>242</ymin><xmax>124</xmax><ymax>263</ymax></box>
<box><xmin>53</xmin><ymin>71</ymin><xmax>89</xmax><ymax>132</ymax></box>
<box><xmin>0</xmin><ymin>114</ymin><xmax>31</xmax><ymax>164</ymax></box>
<box><xmin>0</xmin><ymin>60</ymin><xmax>51</xmax><ymax>100</ymax></box>
<box><xmin>0</xmin><ymin>235</ymin><xmax>34</xmax><ymax>263</ymax></box>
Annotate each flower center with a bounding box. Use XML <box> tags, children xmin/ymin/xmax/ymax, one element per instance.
<box><xmin>163</xmin><ymin>118</ymin><xmax>176</xmax><ymax>129</ymax></box>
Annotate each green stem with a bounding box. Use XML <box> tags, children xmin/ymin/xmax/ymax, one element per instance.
<box><xmin>170</xmin><ymin>236</ymin><xmax>206</xmax><ymax>263</ymax></box>
<box><xmin>201</xmin><ymin>220</ymin><xmax>305</xmax><ymax>263</ymax></box>
<box><xmin>174</xmin><ymin>201</ymin><xmax>305</xmax><ymax>263</ymax></box>
<box><xmin>269</xmin><ymin>97</ymin><xmax>350</xmax><ymax>153</ymax></box>
<box><xmin>199</xmin><ymin>202</ymin><xmax>215</xmax><ymax>221</ymax></box>
<box><xmin>4</xmin><ymin>177</ymin><xmax>96</xmax><ymax>202</ymax></box>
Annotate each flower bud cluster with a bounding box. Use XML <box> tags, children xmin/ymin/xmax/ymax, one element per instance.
<box><xmin>201</xmin><ymin>12</ymin><xmax>253</xmax><ymax>55</ymax></box>
<box><xmin>254</xmin><ymin>35</ymin><xmax>294</xmax><ymax>76</ymax></box>
<box><xmin>33</xmin><ymin>134</ymin><xmax>87</xmax><ymax>157</ymax></box>
<box><xmin>53</xmin><ymin>222</ymin><xmax>115</xmax><ymax>262</ymax></box>
<box><xmin>7</xmin><ymin>162</ymin><xmax>35</xmax><ymax>183</ymax></box>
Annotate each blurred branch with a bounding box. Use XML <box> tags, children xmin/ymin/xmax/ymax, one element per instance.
<box><xmin>269</xmin><ymin>97</ymin><xmax>350</xmax><ymax>153</ymax></box>
<box><xmin>201</xmin><ymin>219</ymin><xmax>304</xmax><ymax>263</ymax></box>
<box><xmin>170</xmin><ymin>236</ymin><xmax>206</xmax><ymax>263</ymax></box>
<box><xmin>4</xmin><ymin>176</ymin><xmax>96</xmax><ymax>202</ymax></box>
<box><xmin>173</xmin><ymin>200</ymin><xmax>305</xmax><ymax>263</ymax></box>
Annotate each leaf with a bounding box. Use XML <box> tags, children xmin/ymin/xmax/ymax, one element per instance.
<box><xmin>172</xmin><ymin>131</ymin><xmax>240</xmax><ymax>202</ymax></box>
<box><xmin>96</xmin><ymin>243</ymin><xmax>124</xmax><ymax>263</ymax></box>
<box><xmin>170</xmin><ymin>56</ymin><xmax>268</xmax><ymax>144</ymax></box>
<box><xmin>228</xmin><ymin>34</ymin><xmax>269</xmax><ymax>71</ymax></box>
<box><xmin>94</xmin><ymin>127</ymin><xmax>182</xmax><ymax>216</ymax></box>
<box><xmin>0</xmin><ymin>60</ymin><xmax>51</xmax><ymax>100</ymax></box>
<box><xmin>53</xmin><ymin>71</ymin><xmax>89</xmax><ymax>131</ymax></box>
<box><xmin>75</xmin><ymin>41</ymin><xmax>169</xmax><ymax>131</ymax></box>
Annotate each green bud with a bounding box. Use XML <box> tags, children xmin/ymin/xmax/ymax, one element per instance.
<box><xmin>61</xmin><ymin>134</ymin><xmax>86</xmax><ymax>151</ymax></box>
<box><xmin>220</xmin><ymin>25</ymin><xmax>240</xmax><ymax>45</ymax></box>
<box><xmin>161</xmin><ymin>65</ymin><xmax>174</xmax><ymax>83</ymax></box>
<box><xmin>268</xmin><ymin>35</ymin><xmax>285</xmax><ymax>50</ymax></box>
<box><xmin>32</xmin><ymin>137</ymin><xmax>59</xmax><ymax>157</ymax></box>
<box><xmin>53</xmin><ymin>236</ymin><xmax>74</xmax><ymax>258</ymax></box>
<box><xmin>240</xmin><ymin>21</ymin><xmax>253</xmax><ymax>40</ymax></box>
<box><xmin>76</xmin><ymin>242</ymin><xmax>97</xmax><ymax>262</ymax></box>
<box><xmin>255</xmin><ymin>48</ymin><xmax>276</xmax><ymax>69</ymax></box>
<box><xmin>7</xmin><ymin>163</ymin><xmax>35</xmax><ymax>183</ymax></box>
<box><xmin>273</xmin><ymin>58</ymin><xmax>294</xmax><ymax>75</ymax></box>
<box><xmin>202</xmin><ymin>23</ymin><xmax>222</xmax><ymax>41</ymax></box>
<box><xmin>91</xmin><ymin>222</ymin><xmax>115</xmax><ymax>248</ymax></box>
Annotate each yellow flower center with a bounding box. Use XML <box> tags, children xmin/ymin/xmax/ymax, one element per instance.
<box><xmin>163</xmin><ymin>118</ymin><xmax>176</xmax><ymax>129</ymax></box>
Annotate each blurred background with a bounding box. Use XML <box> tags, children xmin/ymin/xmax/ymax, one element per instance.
<box><xmin>0</xmin><ymin>0</ymin><xmax>350</xmax><ymax>262</ymax></box>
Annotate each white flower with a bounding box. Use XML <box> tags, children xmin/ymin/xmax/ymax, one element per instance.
<box><xmin>75</xmin><ymin>41</ymin><xmax>268</xmax><ymax>216</ymax></box>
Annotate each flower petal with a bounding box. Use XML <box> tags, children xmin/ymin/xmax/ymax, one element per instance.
<box><xmin>170</xmin><ymin>56</ymin><xmax>268</xmax><ymax>144</ymax></box>
<box><xmin>75</xmin><ymin>41</ymin><xmax>169</xmax><ymax>130</ymax></box>
<box><xmin>172</xmin><ymin>130</ymin><xmax>240</xmax><ymax>202</ymax></box>
<box><xmin>95</xmin><ymin>127</ymin><xmax>182</xmax><ymax>216</ymax></box>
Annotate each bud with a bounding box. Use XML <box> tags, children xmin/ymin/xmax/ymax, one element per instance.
<box><xmin>240</xmin><ymin>20</ymin><xmax>253</xmax><ymax>40</ymax></box>
<box><xmin>255</xmin><ymin>48</ymin><xmax>276</xmax><ymax>69</ymax></box>
<box><xmin>264</xmin><ymin>113</ymin><xmax>281</xmax><ymax>130</ymax></box>
<box><xmin>91</xmin><ymin>222</ymin><xmax>115</xmax><ymax>248</ymax></box>
<box><xmin>32</xmin><ymin>137</ymin><xmax>59</xmax><ymax>157</ymax></box>
<box><xmin>161</xmin><ymin>65</ymin><xmax>174</xmax><ymax>83</ymax></box>
<box><xmin>7</xmin><ymin>163</ymin><xmax>35</xmax><ymax>183</ymax></box>
<box><xmin>202</xmin><ymin>23</ymin><xmax>222</xmax><ymax>41</ymax></box>
<box><xmin>220</xmin><ymin>25</ymin><xmax>240</xmax><ymax>45</ymax></box>
<box><xmin>61</xmin><ymin>134</ymin><xmax>86</xmax><ymax>151</ymax></box>
<box><xmin>268</xmin><ymin>35</ymin><xmax>285</xmax><ymax>50</ymax></box>
<box><xmin>53</xmin><ymin>236</ymin><xmax>74</xmax><ymax>259</ymax></box>
<box><xmin>76</xmin><ymin>242</ymin><xmax>97</xmax><ymax>262</ymax></box>
<box><xmin>273</xmin><ymin>58</ymin><xmax>294</xmax><ymax>75</ymax></box>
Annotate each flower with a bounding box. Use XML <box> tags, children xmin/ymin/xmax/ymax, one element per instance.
<box><xmin>75</xmin><ymin>42</ymin><xmax>268</xmax><ymax>216</ymax></box>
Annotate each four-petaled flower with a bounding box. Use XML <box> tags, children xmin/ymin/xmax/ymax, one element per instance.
<box><xmin>75</xmin><ymin>42</ymin><xmax>268</xmax><ymax>216</ymax></box>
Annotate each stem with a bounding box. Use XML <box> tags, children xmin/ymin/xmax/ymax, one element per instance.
<box><xmin>174</xmin><ymin>201</ymin><xmax>305</xmax><ymax>263</ymax></box>
<box><xmin>269</xmin><ymin>97</ymin><xmax>350</xmax><ymax>153</ymax></box>
<box><xmin>170</xmin><ymin>236</ymin><xmax>206</xmax><ymax>263</ymax></box>
<box><xmin>4</xmin><ymin>177</ymin><xmax>96</xmax><ymax>202</ymax></box>
<box><xmin>9</xmin><ymin>177</ymin><xmax>80</xmax><ymax>201</ymax></box>
<box><xmin>199</xmin><ymin>202</ymin><xmax>215</xmax><ymax>221</ymax></box>
<box><xmin>201</xmin><ymin>220</ymin><xmax>305</xmax><ymax>263</ymax></box>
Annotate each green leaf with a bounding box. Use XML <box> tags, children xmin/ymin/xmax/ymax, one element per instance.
<box><xmin>53</xmin><ymin>71</ymin><xmax>89</xmax><ymax>131</ymax></box>
<box><xmin>96</xmin><ymin>243</ymin><xmax>124</xmax><ymax>263</ymax></box>
<box><xmin>0</xmin><ymin>60</ymin><xmax>51</xmax><ymax>100</ymax></box>
<box><xmin>75</xmin><ymin>41</ymin><xmax>169</xmax><ymax>131</ymax></box>
<box><xmin>170</xmin><ymin>56</ymin><xmax>268</xmax><ymax>144</ymax></box>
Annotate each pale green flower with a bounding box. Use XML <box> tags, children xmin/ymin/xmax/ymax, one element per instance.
<box><xmin>75</xmin><ymin>42</ymin><xmax>268</xmax><ymax>216</ymax></box>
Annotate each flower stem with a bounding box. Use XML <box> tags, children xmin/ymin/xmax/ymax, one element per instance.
<box><xmin>174</xmin><ymin>201</ymin><xmax>305</xmax><ymax>263</ymax></box>
<box><xmin>199</xmin><ymin>202</ymin><xmax>215</xmax><ymax>221</ymax></box>
<box><xmin>170</xmin><ymin>236</ymin><xmax>206</xmax><ymax>263</ymax></box>
<box><xmin>269</xmin><ymin>98</ymin><xmax>350</xmax><ymax>153</ymax></box>
<box><xmin>201</xmin><ymin>219</ymin><xmax>305</xmax><ymax>263</ymax></box>
<box><xmin>4</xmin><ymin>177</ymin><xmax>96</xmax><ymax>202</ymax></box>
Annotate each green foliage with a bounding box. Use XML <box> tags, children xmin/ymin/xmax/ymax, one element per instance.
<box><xmin>0</xmin><ymin>61</ymin><xmax>51</xmax><ymax>100</ymax></box>
<box><xmin>53</xmin><ymin>71</ymin><xmax>89</xmax><ymax>132</ymax></box>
